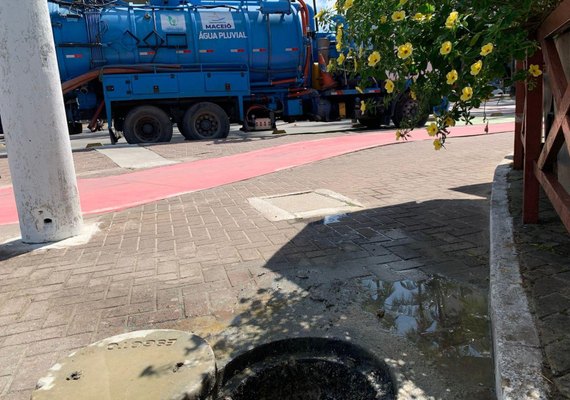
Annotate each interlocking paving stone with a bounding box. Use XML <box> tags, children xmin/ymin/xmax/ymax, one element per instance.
<box><xmin>545</xmin><ymin>338</ymin><xmax>570</xmax><ymax>376</ymax></box>
<box><xmin>0</xmin><ymin>132</ymin><xmax>515</xmax><ymax>398</ymax></box>
<box><xmin>510</xmin><ymin>170</ymin><xmax>570</xmax><ymax>398</ymax></box>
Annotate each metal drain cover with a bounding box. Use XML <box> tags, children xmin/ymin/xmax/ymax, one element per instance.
<box><xmin>32</xmin><ymin>330</ymin><xmax>216</xmax><ymax>400</ymax></box>
<box><xmin>248</xmin><ymin>189</ymin><xmax>363</xmax><ymax>221</ymax></box>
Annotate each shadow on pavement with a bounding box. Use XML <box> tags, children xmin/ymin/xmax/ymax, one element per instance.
<box><xmin>165</xmin><ymin>193</ymin><xmax>495</xmax><ymax>399</ymax></box>
<box><xmin>0</xmin><ymin>238</ymin><xmax>50</xmax><ymax>262</ymax></box>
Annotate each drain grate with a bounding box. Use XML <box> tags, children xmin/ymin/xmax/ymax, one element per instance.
<box><xmin>248</xmin><ymin>190</ymin><xmax>363</xmax><ymax>221</ymax></box>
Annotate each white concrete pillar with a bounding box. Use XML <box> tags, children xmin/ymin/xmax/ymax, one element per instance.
<box><xmin>0</xmin><ymin>0</ymin><xmax>83</xmax><ymax>243</ymax></box>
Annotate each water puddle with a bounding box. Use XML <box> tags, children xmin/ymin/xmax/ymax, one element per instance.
<box><xmin>361</xmin><ymin>277</ymin><xmax>491</xmax><ymax>357</ymax></box>
<box><xmin>361</xmin><ymin>277</ymin><xmax>494</xmax><ymax>397</ymax></box>
<box><xmin>322</xmin><ymin>214</ymin><xmax>347</xmax><ymax>225</ymax></box>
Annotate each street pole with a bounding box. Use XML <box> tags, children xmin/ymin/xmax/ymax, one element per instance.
<box><xmin>0</xmin><ymin>1</ymin><xmax>83</xmax><ymax>243</ymax></box>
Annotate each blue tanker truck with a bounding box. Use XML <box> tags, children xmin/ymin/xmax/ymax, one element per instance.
<box><xmin>47</xmin><ymin>0</ymin><xmax>424</xmax><ymax>144</ymax></box>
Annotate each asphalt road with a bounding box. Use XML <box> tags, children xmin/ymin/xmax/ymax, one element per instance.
<box><xmin>0</xmin><ymin>97</ymin><xmax>515</xmax><ymax>154</ymax></box>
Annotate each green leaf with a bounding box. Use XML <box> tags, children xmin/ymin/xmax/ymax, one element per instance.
<box><xmin>469</xmin><ymin>32</ymin><xmax>482</xmax><ymax>47</ymax></box>
<box><xmin>419</xmin><ymin>3</ymin><xmax>435</xmax><ymax>14</ymax></box>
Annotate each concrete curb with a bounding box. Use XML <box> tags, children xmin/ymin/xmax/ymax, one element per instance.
<box><xmin>489</xmin><ymin>161</ymin><xmax>549</xmax><ymax>399</ymax></box>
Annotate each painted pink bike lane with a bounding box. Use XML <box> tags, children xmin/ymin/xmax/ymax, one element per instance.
<box><xmin>0</xmin><ymin>122</ymin><xmax>513</xmax><ymax>225</ymax></box>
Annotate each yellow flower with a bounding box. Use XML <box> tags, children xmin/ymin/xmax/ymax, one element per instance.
<box><xmin>433</xmin><ymin>139</ymin><xmax>443</xmax><ymax>150</ymax></box>
<box><xmin>355</xmin><ymin>86</ymin><xmax>363</xmax><ymax>93</ymax></box>
<box><xmin>460</xmin><ymin>86</ymin><xmax>473</xmax><ymax>102</ymax></box>
<box><xmin>412</xmin><ymin>13</ymin><xmax>425</xmax><ymax>21</ymax></box>
<box><xmin>315</xmin><ymin>9</ymin><xmax>326</xmax><ymax>20</ymax></box>
<box><xmin>445</xmin><ymin>11</ymin><xmax>459</xmax><ymax>29</ymax></box>
<box><xmin>337</xmin><ymin>53</ymin><xmax>345</xmax><ymax>65</ymax></box>
<box><xmin>385</xmin><ymin>79</ymin><xmax>395</xmax><ymax>93</ymax></box>
<box><xmin>529</xmin><ymin>64</ymin><xmax>542</xmax><ymax>77</ymax></box>
<box><xmin>410</xmin><ymin>91</ymin><xmax>417</xmax><ymax>100</ymax></box>
<box><xmin>396</xmin><ymin>130</ymin><xmax>402</xmax><ymax>140</ymax></box>
<box><xmin>398</xmin><ymin>0</ymin><xmax>408</xmax><ymax>5</ymax></box>
<box><xmin>336</xmin><ymin>26</ymin><xmax>343</xmax><ymax>52</ymax></box>
<box><xmin>380</xmin><ymin>15</ymin><xmax>388</xmax><ymax>24</ymax></box>
<box><xmin>427</xmin><ymin>122</ymin><xmax>438</xmax><ymax>136</ymax></box>
<box><xmin>445</xmin><ymin>116</ymin><xmax>455</xmax><ymax>127</ymax></box>
<box><xmin>446</xmin><ymin>69</ymin><xmax>458</xmax><ymax>85</ymax></box>
<box><xmin>368</xmin><ymin>51</ymin><xmax>381</xmax><ymax>67</ymax></box>
<box><xmin>360</xmin><ymin>100</ymin><xmax>366</xmax><ymax>113</ymax></box>
<box><xmin>470</xmin><ymin>60</ymin><xmax>483</xmax><ymax>76</ymax></box>
<box><xmin>392</xmin><ymin>11</ymin><xmax>406</xmax><ymax>22</ymax></box>
<box><xmin>343</xmin><ymin>0</ymin><xmax>353</xmax><ymax>11</ymax></box>
<box><xmin>397</xmin><ymin>42</ymin><xmax>413</xmax><ymax>59</ymax></box>
<box><xmin>440</xmin><ymin>41</ymin><xmax>452</xmax><ymax>55</ymax></box>
<box><xmin>480</xmin><ymin>43</ymin><xmax>494</xmax><ymax>57</ymax></box>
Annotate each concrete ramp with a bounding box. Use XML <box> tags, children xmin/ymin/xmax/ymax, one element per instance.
<box><xmin>96</xmin><ymin>145</ymin><xmax>177</xmax><ymax>169</ymax></box>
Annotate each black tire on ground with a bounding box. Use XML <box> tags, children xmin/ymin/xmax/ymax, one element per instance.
<box><xmin>123</xmin><ymin>106</ymin><xmax>173</xmax><ymax>144</ymax></box>
<box><xmin>415</xmin><ymin>113</ymin><xmax>430</xmax><ymax>128</ymax></box>
<box><xmin>177</xmin><ymin>123</ymin><xmax>193</xmax><ymax>141</ymax></box>
<box><xmin>181</xmin><ymin>102</ymin><xmax>230</xmax><ymax>140</ymax></box>
<box><xmin>357</xmin><ymin>118</ymin><xmax>382</xmax><ymax>129</ymax></box>
<box><xmin>68</xmin><ymin>122</ymin><xmax>83</xmax><ymax>135</ymax></box>
<box><xmin>392</xmin><ymin>97</ymin><xmax>429</xmax><ymax>129</ymax></box>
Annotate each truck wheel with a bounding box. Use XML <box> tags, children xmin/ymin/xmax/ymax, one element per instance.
<box><xmin>177</xmin><ymin>123</ymin><xmax>192</xmax><ymax>140</ymax></box>
<box><xmin>357</xmin><ymin>118</ymin><xmax>382</xmax><ymax>129</ymax></box>
<box><xmin>182</xmin><ymin>102</ymin><xmax>230</xmax><ymax>140</ymax></box>
<box><xmin>392</xmin><ymin>98</ymin><xmax>429</xmax><ymax>128</ymax></box>
<box><xmin>123</xmin><ymin>106</ymin><xmax>173</xmax><ymax>144</ymax></box>
<box><xmin>68</xmin><ymin>122</ymin><xmax>83</xmax><ymax>135</ymax></box>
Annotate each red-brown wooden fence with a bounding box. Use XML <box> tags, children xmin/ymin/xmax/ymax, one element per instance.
<box><xmin>514</xmin><ymin>0</ymin><xmax>570</xmax><ymax>232</ymax></box>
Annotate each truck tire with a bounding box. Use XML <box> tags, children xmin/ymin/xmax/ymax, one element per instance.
<box><xmin>392</xmin><ymin>98</ymin><xmax>429</xmax><ymax>128</ymax></box>
<box><xmin>123</xmin><ymin>106</ymin><xmax>173</xmax><ymax>144</ymax></box>
<box><xmin>177</xmin><ymin>123</ymin><xmax>191</xmax><ymax>140</ymax></box>
<box><xmin>68</xmin><ymin>122</ymin><xmax>83</xmax><ymax>135</ymax></box>
<box><xmin>181</xmin><ymin>102</ymin><xmax>230</xmax><ymax>140</ymax></box>
<box><xmin>357</xmin><ymin>117</ymin><xmax>382</xmax><ymax>129</ymax></box>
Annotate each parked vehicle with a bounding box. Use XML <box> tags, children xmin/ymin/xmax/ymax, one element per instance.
<box><xmin>47</xmin><ymin>0</ymin><xmax>424</xmax><ymax>144</ymax></box>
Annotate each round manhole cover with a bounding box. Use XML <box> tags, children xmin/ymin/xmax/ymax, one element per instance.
<box><xmin>32</xmin><ymin>330</ymin><xmax>216</xmax><ymax>400</ymax></box>
<box><xmin>218</xmin><ymin>337</ymin><xmax>395</xmax><ymax>400</ymax></box>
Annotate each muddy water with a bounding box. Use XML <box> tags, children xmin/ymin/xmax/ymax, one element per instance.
<box><xmin>361</xmin><ymin>277</ymin><xmax>494</xmax><ymax>398</ymax></box>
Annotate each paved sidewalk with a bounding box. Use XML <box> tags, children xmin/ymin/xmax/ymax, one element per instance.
<box><xmin>0</xmin><ymin>122</ymin><xmax>513</xmax><ymax>225</ymax></box>
<box><xmin>0</xmin><ymin>130</ymin><xmax>513</xmax><ymax>399</ymax></box>
<box><xmin>509</xmin><ymin>171</ymin><xmax>570</xmax><ymax>398</ymax></box>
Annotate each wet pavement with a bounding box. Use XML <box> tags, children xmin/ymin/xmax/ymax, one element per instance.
<box><xmin>0</xmin><ymin>127</ymin><xmax>514</xmax><ymax>399</ymax></box>
<box><xmin>361</xmin><ymin>276</ymin><xmax>493</xmax><ymax>394</ymax></box>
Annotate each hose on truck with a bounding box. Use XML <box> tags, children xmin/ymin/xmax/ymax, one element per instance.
<box><xmin>61</xmin><ymin>64</ymin><xmax>183</xmax><ymax>95</ymax></box>
<box><xmin>62</xmin><ymin>65</ymin><xmax>184</xmax><ymax>135</ymax></box>
<box><xmin>296</xmin><ymin>0</ymin><xmax>312</xmax><ymax>87</ymax></box>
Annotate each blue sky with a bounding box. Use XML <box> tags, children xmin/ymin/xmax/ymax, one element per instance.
<box><xmin>315</xmin><ymin>0</ymin><xmax>334</xmax><ymax>11</ymax></box>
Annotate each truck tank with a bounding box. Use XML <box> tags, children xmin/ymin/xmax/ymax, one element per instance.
<box><xmin>48</xmin><ymin>0</ymin><xmax>307</xmax><ymax>87</ymax></box>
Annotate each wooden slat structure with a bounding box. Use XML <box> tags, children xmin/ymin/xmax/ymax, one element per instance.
<box><xmin>514</xmin><ymin>0</ymin><xmax>570</xmax><ymax>232</ymax></box>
